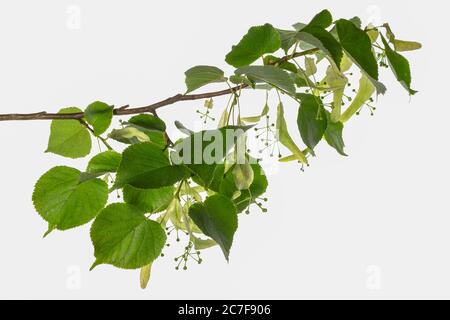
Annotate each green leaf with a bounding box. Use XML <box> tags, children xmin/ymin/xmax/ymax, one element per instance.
<box><xmin>84</xmin><ymin>101</ymin><xmax>113</xmax><ymax>136</ymax></box>
<box><xmin>308</xmin><ymin>9</ymin><xmax>333</xmax><ymax>28</ymax></box>
<box><xmin>393</xmin><ymin>39</ymin><xmax>422</xmax><ymax>52</ymax></box>
<box><xmin>335</xmin><ymin>19</ymin><xmax>385</xmax><ymax>94</ymax></box>
<box><xmin>87</xmin><ymin>150</ymin><xmax>122</xmax><ymax>174</ymax></box>
<box><xmin>113</xmin><ymin>142</ymin><xmax>190</xmax><ymax>190</ymax></box>
<box><xmin>297</xmin><ymin>93</ymin><xmax>328</xmax><ymax>151</ymax></box>
<box><xmin>46</xmin><ymin>107</ymin><xmax>91</xmax><ymax>159</ymax></box>
<box><xmin>32</xmin><ymin>166</ymin><xmax>108</xmax><ymax>231</ymax></box>
<box><xmin>349</xmin><ymin>16</ymin><xmax>362</xmax><ymax>28</ymax></box>
<box><xmin>335</xmin><ymin>19</ymin><xmax>376</xmax><ymax>77</ymax></box>
<box><xmin>235</xmin><ymin>66</ymin><xmax>296</xmax><ymax>95</ymax></box>
<box><xmin>145</xmin><ymin>131</ymin><xmax>167</xmax><ymax>148</ymax></box>
<box><xmin>123</xmin><ymin>185</ymin><xmax>174</xmax><ymax>213</ymax></box>
<box><xmin>172</xmin><ymin>125</ymin><xmax>250</xmax><ymax>189</ymax></box>
<box><xmin>381</xmin><ymin>35</ymin><xmax>417</xmax><ymax>95</ymax></box>
<box><xmin>90</xmin><ymin>203</ymin><xmax>166</xmax><ymax>270</ymax></box>
<box><xmin>188</xmin><ymin>194</ymin><xmax>238</xmax><ymax>261</ymax></box>
<box><xmin>277</xmin><ymin>10</ymin><xmax>332</xmax><ymax>54</ymax></box>
<box><xmin>128</xmin><ymin>114</ymin><xmax>166</xmax><ymax>132</ymax></box>
<box><xmin>225</xmin><ymin>23</ymin><xmax>281</xmax><ymax>67</ymax></box>
<box><xmin>340</xmin><ymin>74</ymin><xmax>375</xmax><ymax>123</ymax></box>
<box><xmin>286</xmin><ymin>11</ymin><xmax>343</xmax><ymax>68</ymax></box>
<box><xmin>276</xmin><ymin>29</ymin><xmax>298</xmax><ymax>53</ymax></box>
<box><xmin>276</xmin><ymin>102</ymin><xmax>308</xmax><ymax>164</ymax></box>
<box><xmin>290</xmin><ymin>72</ymin><xmax>310</xmax><ymax>88</ymax></box>
<box><xmin>297</xmin><ymin>25</ymin><xmax>343</xmax><ymax>69</ymax></box>
<box><xmin>184</xmin><ymin>66</ymin><xmax>226</xmax><ymax>93</ymax></box>
<box><xmin>324</xmin><ymin>112</ymin><xmax>347</xmax><ymax>156</ymax></box>
<box><xmin>188</xmin><ymin>164</ymin><xmax>218</xmax><ymax>188</ymax></box>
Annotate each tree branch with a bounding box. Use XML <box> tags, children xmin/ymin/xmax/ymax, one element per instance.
<box><xmin>0</xmin><ymin>49</ymin><xmax>317</xmax><ymax>122</ymax></box>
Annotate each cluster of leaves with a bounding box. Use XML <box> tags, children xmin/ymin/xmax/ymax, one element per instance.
<box><xmin>32</xmin><ymin>9</ymin><xmax>420</xmax><ymax>288</ymax></box>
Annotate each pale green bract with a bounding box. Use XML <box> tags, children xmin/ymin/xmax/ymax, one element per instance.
<box><xmin>233</xmin><ymin>162</ymin><xmax>254</xmax><ymax>191</ymax></box>
<box><xmin>241</xmin><ymin>103</ymin><xmax>269</xmax><ymax>123</ymax></box>
<box><xmin>340</xmin><ymin>75</ymin><xmax>375</xmax><ymax>123</ymax></box>
<box><xmin>276</xmin><ymin>102</ymin><xmax>308</xmax><ymax>164</ymax></box>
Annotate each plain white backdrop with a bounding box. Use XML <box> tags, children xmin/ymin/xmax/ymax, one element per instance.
<box><xmin>0</xmin><ymin>0</ymin><xmax>447</xmax><ymax>299</ymax></box>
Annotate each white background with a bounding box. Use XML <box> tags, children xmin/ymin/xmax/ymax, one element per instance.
<box><xmin>0</xmin><ymin>0</ymin><xmax>447</xmax><ymax>299</ymax></box>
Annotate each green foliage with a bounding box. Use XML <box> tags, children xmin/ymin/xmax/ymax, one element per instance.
<box><xmin>123</xmin><ymin>185</ymin><xmax>174</xmax><ymax>213</ymax></box>
<box><xmin>226</xmin><ymin>23</ymin><xmax>281</xmax><ymax>67</ymax></box>
<box><xmin>308</xmin><ymin>9</ymin><xmax>333</xmax><ymax>28</ymax></box>
<box><xmin>335</xmin><ymin>19</ymin><xmax>386</xmax><ymax>94</ymax></box>
<box><xmin>381</xmin><ymin>35</ymin><xmax>417</xmax><ymax>95</ymax></box>
<box><xmin>114</xmin><ymin>142</ymin><xmax>190</xmax><ymax>190</ymax></box>
<box><xmin>128</xmin><ymin>114</ymin><xmax>166</xmax><ymax>132</ymax></box>
<box><xmin>188</xmin><ymin>194</ymin><xmax>237</xmax><ymax>261</ymax></box>
<box><xmin>46</xmin><ymin>107</ymin><xmax>91</xmax><ymax>158</ymax></box>
<box><xmin>324</xmin><ymin>112</ymin><xmax>347</xmax><ymax>156</ymax></box>
<box><xmin>299</xmin><ymin>26</ymin><xmax>343</xmax><ymax>68</ymax></box>
<box><xmin>28</xmin><ymin>9</ymin><xmax>421</xmax><ymax>288</ymax></box>
<box><xmin>211</xmin><ymin>163</ymin><xmax>268</xmax><ymax>213</ymax></box>
<box><xmin>90</xmin><ymin>203</ymin><xmax>166</xmax><ymax>269</ymax></box>
<box><xmin>235</xmin><ymin>65</ymin><xmax>296</xmax><ymax>95</ymax></box>
<box><xmin>87</xmin><ymin>150</ymin><xmax>122</xmax><ymax>174</ymax></box>
<box><xmin>185</xmin><ymin>66</ymin><xmax>226</xmax><ymax>93</ymax></box>
<box><xmin>84</xmin><ymin>101</ymin><xmax>113</xmax><ymax>136</ymax></box>
<box><xmin>33</xmin><ymin>166</ymin><xmax>108</xmax><ymax>232</ymax></box>
<box><xmin>297</xmin><ymin>93</ymin><xmax>328</xmax><ymax>151</ymax></box>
